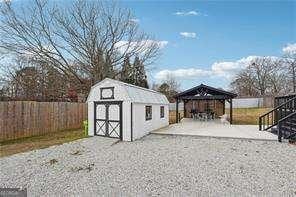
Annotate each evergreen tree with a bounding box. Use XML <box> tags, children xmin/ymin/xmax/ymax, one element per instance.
<box><xmin>120</xmin><ymin>55</ymin><xmax>134</xmax><ymax>84</ymax></box>
<box><xmin>120</xmin><ymin>55</ymin><xmax>149</xmax><ymax>88</ymax></box>
<box><xmin>133</xmin><ymin>56</ymin><xmax>149</xmax><ymax>88</ymax></box>
<box><xmin>141</xmin><ymin>75</ymin><xmax>149</xmax><ymax>89</ymax></box>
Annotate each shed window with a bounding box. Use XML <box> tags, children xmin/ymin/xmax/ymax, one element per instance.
<box><xmin>145</xmin><ymin>106</ymin><xmax>152</xmax><ymax>120</ymax></box>
<box><xmin>160</xmin><ymin>106</ymin><xmax>164</xmax><ymax>118</ymax></box>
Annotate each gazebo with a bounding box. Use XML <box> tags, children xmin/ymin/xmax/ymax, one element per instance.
<box><xmin>174</xmin><ymin>84</ymin><xmax>237</xmax><ymax>124</ymax></box>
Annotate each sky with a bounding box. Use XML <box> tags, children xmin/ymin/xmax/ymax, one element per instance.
<box><xmin>119</xmin><ymin>0</ymin><xmax>296</xmax><ymax>90</ymax></box>
<box><xmin>1</xmin><ymin>0</ymin><xmax>296</xmax><ymax>90</ymax></box>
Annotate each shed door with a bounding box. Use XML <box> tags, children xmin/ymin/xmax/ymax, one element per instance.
<box><xmin>94</xmin><ymin>101</ymin><xmax>122</xmax><ymax>140</ymax></box>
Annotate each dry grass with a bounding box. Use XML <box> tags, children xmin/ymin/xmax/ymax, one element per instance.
<box><xmin>227</xmin><ymin>107</ymin><xmax>272</xmax><ymax>125</ymax></box>
<box><xmin>0</xmin><ymin>129</ymin><xmax>86</xmax><ymax>157</ymax></box>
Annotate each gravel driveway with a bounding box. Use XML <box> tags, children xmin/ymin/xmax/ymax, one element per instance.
<box><xmin>1</xmin><ymin>134</ymin><xmax>295</xmax><ymax>196</ymax></box>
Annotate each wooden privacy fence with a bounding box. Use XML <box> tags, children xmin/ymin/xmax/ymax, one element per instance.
<box><xmin>169</xmin><ymin>110</ymin><xmax>184</xmax><ymax>124</ymax></box>
<box><xmin>0</xmin><ymin>101</ymin><xmax>87</xmax><ymax>141</ymax></box>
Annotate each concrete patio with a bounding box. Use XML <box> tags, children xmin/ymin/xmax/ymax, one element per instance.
<box><xmin>152</xmin><ymin>118</ymin><xmax>278</xmax><ymax>141</ymax></box>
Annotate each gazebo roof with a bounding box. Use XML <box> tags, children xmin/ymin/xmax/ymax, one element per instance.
<box><xmin>175</xmin><ymin>84</ymin><xmax>237</xmax><ymax>100</ymax></box>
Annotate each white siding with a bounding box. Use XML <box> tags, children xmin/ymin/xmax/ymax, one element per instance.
<box><xmin>132</xmin><ymin>103</ymin><xmax>169</xmax><ymax>140</ymax></box>
<box><xmin>87</xmin><ymin>79</ymin><xmax>130</xmax><ymax>102</ymax></box>
<box><xmin>87</xmin><ymin>78</ymin><xmax>169</xmax><ymax>141</ymax></box>
<box><xmin>122</xmin><ymin>101</ymin><xmax>132</xmax><ymax>141</ymax></box>
<box><xmin>87</xmin><ymin>78</ymin><xmax>168</xmax><ymax>104</ymax></box>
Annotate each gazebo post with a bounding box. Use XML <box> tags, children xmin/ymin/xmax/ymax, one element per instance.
<box><xmin>183</xmin><ymin>100</ymin><xmax>187</xmax><ymax>118</ymax></box>
<box><xmin>176</xmin><ymin>98</ymin><xmax>179</xmax><ymax>123</ymax></box>
<box><xmin>223</xmin><ymin>100</ymin><xmax>225</xmax><ymax>114</ymax></box>
<box><xmin>230</xmin><ymin>99</ymin><xmax>233</xmax><ymax>124</ymax></box>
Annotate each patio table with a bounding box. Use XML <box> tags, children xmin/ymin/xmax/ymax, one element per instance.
<box><xmin>198</xmin><ymin>112</ymin><xmax>208</xmax><ymax>121</ymax></box>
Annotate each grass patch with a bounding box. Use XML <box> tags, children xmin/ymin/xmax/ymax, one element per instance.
<box><xmin>227</xmin><ymin>107</ymin><xmax>272</xmax><ymax>125</ymax></box>
<box><xmin>0</xmin><ymin>129</ymin><xmax>86</xmax><ymax>157</ymax></box>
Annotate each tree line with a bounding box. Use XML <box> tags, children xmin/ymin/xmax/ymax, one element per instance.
<box><xmin>231</xmin><ymin>53</ymin><xmax>295</xmax><ymax>97</ymax></box>
<box><xmin>3</xmin><ymin>0</ymin><xmax>292</xmax><ymax>102</ymax></box>
<box><xmin>0</xmin><ymin>0</ymin><xmax>157</xmax><ymax>101</ymax></box>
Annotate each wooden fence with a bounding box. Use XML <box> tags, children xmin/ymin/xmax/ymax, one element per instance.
<box><xmin>169</xmin><ymin>110</ymin><xmax>184</xmax><ymax>124</ymax></box>
<box><xmin>0</xmin><ymin>101</ymin><xmax>87</xmax><ymax>142</ymax></box>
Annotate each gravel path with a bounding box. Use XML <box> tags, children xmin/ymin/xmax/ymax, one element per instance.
<box><xmin>1</xmin><ymin>134</ymin><xmax>295</xmax><ymax>196</ymax></box>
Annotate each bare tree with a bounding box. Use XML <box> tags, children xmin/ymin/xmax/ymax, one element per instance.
<box><xmin>0</xmin><ymin>0</ymin><xmax>161</xmax><ymax>90</ymax></box>
<box><xmin>164</xmin><ymin>74</ymin><xmax>181</xmax><ymax>93</ymax></box>
<box><xmin>267</xmin><ymin>58</ymin><xmax>289</xmax><ymax>95</ymax></box>
<box><xmin>283</xmin><ymin>52</ymin><xmax>296</xmax><ymax>93</ymax></box>
<box><xmin>231</xmin><ymin>56</ymin><xmax>289</xmax><ymax>97</ymax></box>
<box><xmin>156</xmin><ymin>74</ymin><xmax>180</xmax><ymax>102</ymax></box>
<box><xmin>0</xmin><ymin>55</ymin><xmax>77</xmax><ymax>101</ymax></box>
<box><xmin>248</xmin><ymin>57</ymin><xmax>271</xmax><ymax>96</ymax></box>
<box><xmin>231</xmin><ymin>70</ymin><xmax>258</xmax><ymax>97</ymax></box>
<box><xmin>0</xmin><ymin>57</ymin><xmax>39</xmax><ymax>100</ymax></box>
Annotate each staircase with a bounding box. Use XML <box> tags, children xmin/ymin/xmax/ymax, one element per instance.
<box><xmin>277</xmin><ymin>112</ymin><xmax>296</xmax><ymax>142</ymax></box>
<box><xmin>259</xmin><ymin>95</ymin><xmax>296</xmax><ymax>142</ymax></box>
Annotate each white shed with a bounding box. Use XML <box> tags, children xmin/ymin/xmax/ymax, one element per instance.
<box><xmin>87</xmin><ymin>78</ymin><xmax>169</xmax><ymax>141</ymax></box>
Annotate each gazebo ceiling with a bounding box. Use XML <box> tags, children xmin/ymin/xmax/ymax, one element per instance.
<box><xmin>175</xmin><ymin>84</ymin><xmax>237</xmax><ymax>100</ymax></box>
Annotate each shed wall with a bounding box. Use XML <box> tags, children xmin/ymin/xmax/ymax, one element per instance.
<box><xmin>132</xmin><ymin>103</ymin><xmax>169</xmax><ymax>140</ymax></box>
<box><xmin>87</xmin><ymin>78</ymin><xmax>169</xmax><ymax>141</ymax></box>
<box><xmin>87</xmin><ymin>80</ymin><xmax>130</xmax><ymax>102</ymax></box>
<box><xmin>122</xmin><ymin>101</ymin><xmax>132</xmax><ymax>141</ymax></box>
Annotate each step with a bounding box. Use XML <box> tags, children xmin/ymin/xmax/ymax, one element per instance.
<box><xmin>270</xmin><ymin>127</ymin><xmax>278</xmax><ymax>135</ymax></box>
<box><xmin>286</xmin><ymin>132</ymin><xmax>296</xmax><ymax>140</ymax></box>
<box><xmin>283</xmin><ymin>124</ymin><xmax>296</xmax><ymax>129</ymax></box>
<box><xmin>280</xmin><ymin>130</ymin><xmax>296</xmax><ymax>139</ymax></box>
<box><xmin>269</xmin><ymin>126</ymin><xmax>296</xmax><ymax>140</ymax></box>
<box><xmin>282</xmin><ymin>121</ymin><xmax>296</xmax><ymax>127</ymax></box>
<box><xmin>280</xmin><ymin>125</ymin><xmax>296</xmax><ymax>132</ymax></box>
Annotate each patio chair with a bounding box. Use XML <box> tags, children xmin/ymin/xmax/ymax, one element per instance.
<box><xmin>220</xmin><ymin>114</ymin><xmax>229</xmax><ymax>124</ymax></box>
<box><xmin>206</xmin><ymin>109</ymin><xmax>214</xmax><ymax>120</ymax></box>
<box><xmin>205</xmin><ymin>108</ymin><xmax>214</xmax><ymax>120</ymax></box>
<box><xmin>197</xmin><ymin>112</ymin><xmax>202</xmax><ymax>121</ymax></box>
<box><xmin>210</xmin><ymin>112</ymin><xmax>215</xmax><ymax>120</ymax></box>
<box><xmin>190</xmin><ymin>109</ymin><xmax>198</xmax><ymax>120</ymax></box>
<box><xmin>199</xmin><ymin>112</ymin><xmax>207</xmax><ymax>121</ymax></box>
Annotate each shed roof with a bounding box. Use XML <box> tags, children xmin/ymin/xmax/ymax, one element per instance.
<box><xmin>175</xmin><ymin>84</ymin><xmax>237</xmax><ymax>100</ymax></box>
<box><xmin>87</xmin><ymin>78</ymin><xmax>169</xmax><ymax>104</ymax></box>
